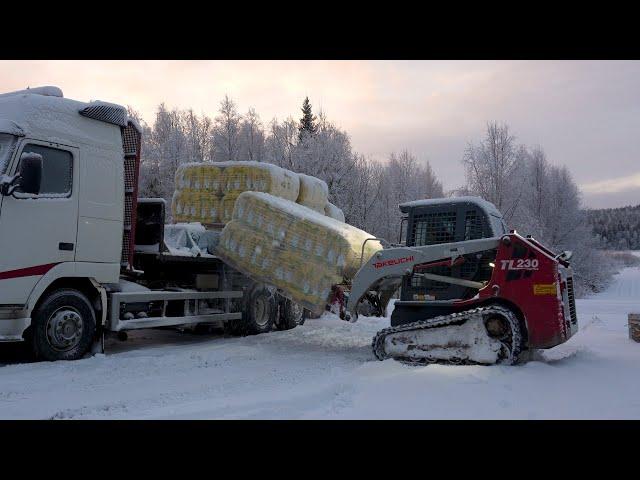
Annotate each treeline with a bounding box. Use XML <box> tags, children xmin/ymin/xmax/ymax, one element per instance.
<box><xmin>130</xmin><ymin>96</ymin><xmax>443</xmax><ymax>240</ymax></box>
<box><xmin>586</xmin><ymin>204</ymin><xmax>640</xmax><ymax>250</ymax></box>
<box><xmin>459</xmin><ymin>122</ymin><xmax>616</xmax><ymax>296</ymax></box>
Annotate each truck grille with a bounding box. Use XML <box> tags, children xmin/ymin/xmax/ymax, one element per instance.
<box><xmin>566</xmin><ymin>276</ymin><xmax>577</xmax><ymax>325</ymax></box>
<box><xmin>120</xmin><ymin>121</ymin><xmax>141</xmax><ymax>269</ymax></box>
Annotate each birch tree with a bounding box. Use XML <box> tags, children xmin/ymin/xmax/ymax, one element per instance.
<box><xmin>462</xmin><ymin>122</ymin><xmax>525</xmax><ymax>220</ymax></box>
<box><xmin>462</xmin><ymin>123</ymin><xmax>616</xmax><ymax>296</ymax></box>
<box><xmin>238</xmin><ymin>107</ymin><xmax>265</xmax><ymax>162</ymax></box>
<box><xmin>211</xmin><ymin>95</ymin><xmax>241</xmax><ymax>162</ymax></box>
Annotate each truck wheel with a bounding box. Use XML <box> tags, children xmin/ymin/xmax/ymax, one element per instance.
<box><xmin>31</xmin><ymin>289</ymin><xmax>96</xmax><ymax>361</ymax></box>
<box><xmin>231</xmin><ymin>284</ymin><xmax>276</xmax><ymax>336</ymax></box>
<box><xmin>276</xmin><ymin>297</ymin><xmax>305</xmax><ymax>330</ymax></box>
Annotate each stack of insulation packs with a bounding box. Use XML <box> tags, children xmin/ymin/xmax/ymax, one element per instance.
<box><xmin>215</xmin><ymin>191</ymin><xmax>382</xmax><ymax>315</ymax></box>
<box><xmin>171</xmin><ymin>162</ymin><xmax>345</xmax><ymax>224</ymax></box>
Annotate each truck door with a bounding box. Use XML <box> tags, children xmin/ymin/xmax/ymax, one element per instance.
<box><xmin>0</xmin><ymin>140</ymin><xmax>79</xmax><ymax>305</ymax></box>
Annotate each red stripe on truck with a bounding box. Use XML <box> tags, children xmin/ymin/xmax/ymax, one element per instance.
<box><xmin>0</xmin><ymin>263</ymin><xmax>59</xmax><ymax>280</ymax></box>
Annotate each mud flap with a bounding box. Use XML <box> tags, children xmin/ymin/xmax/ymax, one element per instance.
<box><xmin>90</xmin><ymin>329</ymin><xmax>105</xmax><ymax>355</ymax></box>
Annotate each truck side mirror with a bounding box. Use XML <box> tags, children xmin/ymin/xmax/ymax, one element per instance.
<box><xmin>18</xmin><ymin>152</ymin><xmax>43</xmax><ymax>195</ymax></box>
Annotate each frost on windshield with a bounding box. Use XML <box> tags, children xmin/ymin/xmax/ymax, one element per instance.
<box><xmin>0</xmin><ymin>134</ymin><xmax>17</xmax><ymax>175</ymax></box>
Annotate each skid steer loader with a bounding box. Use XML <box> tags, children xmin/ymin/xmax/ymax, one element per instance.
<box><xmin>343</xmin><ymin>196</ymin><xmax>578</xmax><ymax>365</ymax></box>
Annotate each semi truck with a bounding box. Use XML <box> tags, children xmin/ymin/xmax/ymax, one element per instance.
<box><xmin>0</xmin><ymin>86</ymin><xmax>302</xmax><ymax>361</ymax></box>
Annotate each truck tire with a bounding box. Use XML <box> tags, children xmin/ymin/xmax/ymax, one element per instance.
<box><xmin>31</xmin><ymin>289</ymin><xmax>96</xmax><ymax>361</ymax></box>
<box><xmin>276</xmin><ymin>297</ymin><xmax>305</xmax><ymax>330</ymax></box>
<box><xmin>230</xmin><ymin>284</ymin><xmax>276</xmax><ymax>336</ymax></box>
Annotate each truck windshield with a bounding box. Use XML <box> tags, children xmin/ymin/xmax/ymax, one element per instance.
<box><xmin>0</xmin><ymin>134</ymin><xmax>17</xmax><ymax>175</ymax></box>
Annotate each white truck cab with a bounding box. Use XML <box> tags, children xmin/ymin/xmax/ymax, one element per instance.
<box><xmin>0</xmin><ymin>87</ymin><xmax>126</xmax><ymax>348</ymax></box>
<box><xmin>0</xmin><ymin>87</ymin><xmax>296</xmax><ymax>361</ymax></box>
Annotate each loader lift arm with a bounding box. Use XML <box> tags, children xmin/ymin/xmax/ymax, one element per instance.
<box><xmin>346</xmin><ymin>236</ymin><xmax>501</xmax><ymax>319</ymax></box>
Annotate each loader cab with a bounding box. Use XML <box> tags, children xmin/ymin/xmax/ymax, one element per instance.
<box><xmin>398</xmin><ymin>196</ymin><xmax>507</xmax><ymax>305</ymax></box>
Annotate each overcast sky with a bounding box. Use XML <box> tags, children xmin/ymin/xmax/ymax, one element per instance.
<box><xmin>1</xmin><ymin>60</ymin><xmax>638</xmax><ymax>209</ymax></box>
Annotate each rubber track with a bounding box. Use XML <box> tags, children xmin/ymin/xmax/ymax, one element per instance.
<box><xmin>371</xmin><ymin>305</ymin><xmax>522</xmax><ymax>365</ymax></box>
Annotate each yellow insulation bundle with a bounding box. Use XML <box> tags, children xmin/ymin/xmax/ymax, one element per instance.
<box><xmin>221</xmin><ymin>193</ymin><xmax>241</xmax><ymax>224</ymax></box>
<box><xmin>172</xmin><ymin>162</ymin><xmax>302</xmax><ymax>224</ymax></box>
<box><xmin>172</xmin><ymin>190</ymin><xmax>221</xmax><ymax>224</ymax></box>
<box><xmin>220</xmin><ymin>163</ymin><xmax>300</xmax><ymax>199</ymax></box>
<box><xmin>324</xmin><ymin>202</ymin><xmax>345</xmax><ymax>223</ymax></box>
<box><xmin>172</xmin><ymin>162</ymin><xmax>346</xmax><ymax>230</ymax></box>
<box><xmin>296</xmin><ymin>174</ymin><xmax>329</xmax><ymax>213</ymax></box>
<box><xmin>215</xmin><ymin>191</ymin><xmax>382</xmax><ymax>314</ymax></box>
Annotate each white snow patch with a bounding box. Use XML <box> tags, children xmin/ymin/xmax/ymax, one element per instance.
<box><xmin>137</xmin><ymin>197</ymin><xmax>166</xmax><ymax>205</ymax></box>
<box><xmin>0</xmin><ymin>119</ymin><xmax>25</xmax><ymax>137</ymax></box>
<box><xmin>0</xmin><ymin>86</ymin><xmax>63</xmax><ymax>99</ymax></box>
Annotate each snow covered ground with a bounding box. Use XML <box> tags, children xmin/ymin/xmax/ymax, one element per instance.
<box><xmin>1</xmin><ymin>261</ymin><xmax>639</xmax><ymax>419</ymax></box>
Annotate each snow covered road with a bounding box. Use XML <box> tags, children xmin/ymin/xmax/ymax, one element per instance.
<box><xmin>1</xmin><ymin>264</ymin><xmax>639</xmax><ymax>419</ymax></box>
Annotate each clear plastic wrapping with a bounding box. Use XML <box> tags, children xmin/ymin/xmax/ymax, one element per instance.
<box><xmin>215</xmin><ymin>191</ymin><xmax>382</xmax><ymax>314</ymax></box>
<box><xmin>172</xmin><ymin>162</ymin><xmax>301</xmax><ymax>224</ymax></box>
<box><xmin>296</xmin><ymin>173</ymin><xmax>329</xmax><ymax>213</ymax></box>
<box><xmin>324</xmin><ymin>202</ymin><xmax>345</xmax><ymax>223</ymax></box>
<box><xmin>175</xmin><ymin>162</ymin><xmax>300</xmax><ymax>198</ymax></box>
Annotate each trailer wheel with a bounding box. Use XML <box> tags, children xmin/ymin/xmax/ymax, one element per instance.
<box><xmin>276</xmin><ymin>297</ymin><xmax>305</xmax><ymax>330</ymax></box>
<box><xmin>31</xmin><ymin>289</ymin><xmax>96</xmax><ymax>361</ymax></box>
<box><xmin>231</xmin><ymin>284</ymin><xmax>276</xmax><ymax>336</ymax></box>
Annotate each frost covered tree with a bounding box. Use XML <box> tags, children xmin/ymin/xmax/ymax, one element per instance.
<box><xmin>587</xmin><ymin>204</ymin><xmax>640</xmax><ymax>250</ymax></box>
<box><xmin>339</xmin><ymin>154</ymin><xmax>385</xmax><ymax>231</ymax></box>
<box><xmin>136</xmin><ymin>104</ymin><xmax>216</xmax><ymax>202</ymax></box>
<box><xmin>294</xmin><ymin>111</ymin><xmax>358</xmax><ymax>206</ymax></box>
<box><xmin>372</xmin><ymin>150</ymin><xmax>444</xmax><ymax>241</ymax></box>
<box><xmin>265</xmin><ymin>117</ymin><xmax>298</xmax><ymax>169</ymax></box>
<box><xmin>143</xmin><ymin>104</ymin><xmax>189</xmax><ymax>200</ymax></box>
<box><xmin>461</xmin><ymin>122</ymin><xmax>616</xmax><ymax>296</ymax></box>
<box><xmin>238</xmin><ymin>107</ymin><xmax>265</xmax><ymax>162</ymax></box>
<box><xmin>211</xmin><ymin>95</ymin><xmax>241</xmax><ymax>162</ymax></box>
<box><xmin>183</xmin><ymin>109</ymin><xmax>211</xmax><ymax>164</ymax></box>
<box><xmin>462</xmin><ymin>122</ymin><xmax>526</xmax><ymax>222</ymax></box>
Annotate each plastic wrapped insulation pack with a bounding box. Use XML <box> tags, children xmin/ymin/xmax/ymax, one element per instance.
<box><xmin>296</xmin><ymin>173</ymin><xmax>329</xmax><ymax>213</ymax></box>
<box><xmin>172</xmin><ymin>162</ymin><xmax>301</xmax><ymax>224</ymax></box>
<box><xmin>215</xmin><ymin>191</ymin><xmax>382</xmax><ymax>314</ymax></box>
<box><xmin>175</xmin><ymin>161</ymin><xmax>300</xmax><ymax>199</ymax></box>
<box><xmin>172</xmin><ymin>190</ymin><xmax>221</xmax><ymax>224</ymax></box>
<box><xmin>324</xmin><ymin>202</ymin><xmax>345</xmax><ymax>223</ymax></box>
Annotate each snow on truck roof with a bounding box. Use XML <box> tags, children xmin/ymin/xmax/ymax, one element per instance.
<box><xmin>0</xmin><ymin>119</ymin><xmax>25</xmax><ymax>136</ymax></box>
<box><xmin>0</xmin><ymin>86</ymin><xmax>136</xmax><ymax>148</ymax></box>
<box><xmin>399</xmin><ymin>196</ymin><xmax>508</xmax><ymax>236</ymax></box>
<box><xmin>399</xmin><ymin>196</ymin><xmax>503</xmax><ymax>217</ymax></box>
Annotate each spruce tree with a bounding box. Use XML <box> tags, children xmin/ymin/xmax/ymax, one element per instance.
<box><xmin>298</xmin><ymin>96</ymin><xmax>317</xmax><ymax>141</ymax></box>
